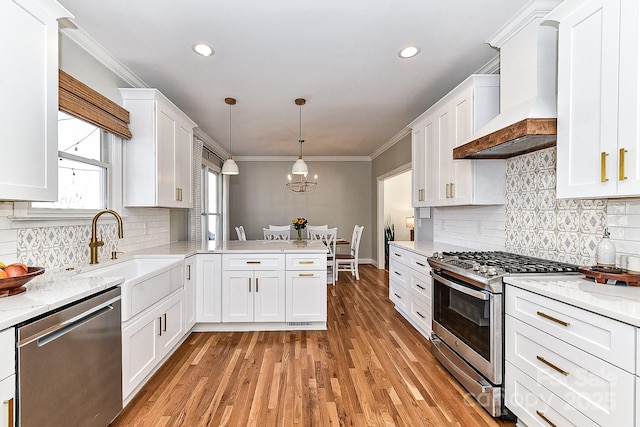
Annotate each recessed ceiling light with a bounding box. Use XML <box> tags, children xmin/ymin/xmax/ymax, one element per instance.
<box><xmin>193</xmin><ymin>43</ymin><xmax>214</xmax><ymax>57</ymax></box>
<box><xmin>398</xmin><ymin>46</ymin><xmax>420</xmax><ymax>59</ymax></box>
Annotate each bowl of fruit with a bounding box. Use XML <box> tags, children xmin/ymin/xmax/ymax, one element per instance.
<box><xmin>0</xmin><ymin>263</ymin><xmax>45</xmax><ymax>297</ymax></box>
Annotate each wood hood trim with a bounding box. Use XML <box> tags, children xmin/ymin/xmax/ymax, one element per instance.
<box><xmin>453</xmin><ymin>118</ymin><xmax>556</xmax><ymax>159</ymax></box>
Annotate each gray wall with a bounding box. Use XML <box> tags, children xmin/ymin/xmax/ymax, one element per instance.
<box><xmin>371</xmin><ymin>134</ymin><xmax>412</xmax><ymax>262</ymax></box>
<box><xmin>230</xmin><ymin>160</ymin><xmax>372</xmax><ymax>260</ymax></box>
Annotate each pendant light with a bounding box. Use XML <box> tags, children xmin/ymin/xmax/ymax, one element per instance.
<box><xmin>291</xmin><ymin>98</ymin><xmax>308</xmax><ymax>175</ymax></box>
<box><xmin>221</xmin><ymin>97</ymin><xmax>239</xmax><ymax>175</ymax></box>
<box><xmin>286</xmin><ymin>98</ymin><xmax>317</xmax><ymax>192</ymax></box>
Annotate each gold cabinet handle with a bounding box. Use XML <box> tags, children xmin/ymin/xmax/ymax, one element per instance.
<box><xmin>601</xmin><ymin>152</ymin><xmax>609</xmax><ymax>182</ymax></box>
<box><xmin>536</xmin><ymin>355</ymin><xmax>570</xmax><ymax>376</ymax></box>
<box><xmin>249</xmin><ymin>277</ymin><xmax>252</xmax><ymax>292</ymax></box>
<box><xmin>255</xmin><ymin>278</ymin><xmax>259</xmax><ymax>292</ymax></box>
<box><xmin>536</xmin><ymin>410</ymin><xmax>557</xmax><ymax>427</ymax></box>
<box><xmin>186</xmin><ymin>264</ymin><xmax>191</xmax><ymax>280</ymax></box>
<box><xmin>163</xmin><ymin>313</ymin><xmax>167</xmax><ymax>332</ymax></box>
<box><xmin>158</xmin><ymin>317</ymin><xmax>163</xmax><ymax>336</ymax></box>
<box><xmin>4</xmin><ymin>398</ymin><xmax>13</xmax><ymax>427</ymax></box>
<box><xmin>450</xmin><ymin>182</ymin><xmax>454</xmax><ymax>198</ymax></box>
<box><xmin>420</xmin><ymin>188</ymin><xmax>425</xmax><ymax>201</ymax></box>
<box><xmin>176</xmin><ymin>187</ymin><xmax>180</xmax><ymax>201</ymax></box>
<box><xmin>299</xmin><ymin>273</ymin><xmax>314</xmax><ymax>277</ymax></box>
<box><xmin>536</xmin><ymin>311</ymin><xmax>570</xmax><ymax>327</ymax></box>
<box><xmin>299</xmin><ymin>261</ymin><xmax>314</xmax><ymax>264</ymax></box>
<box><xmin>620</xmin><ymin>148</ymin><xmax>628</xmax><ymax>181</ymax></box>
<box><xmin>445</xmin><ymin>183</ymin><xmax>450</xmax><ymax>198</ymax></box>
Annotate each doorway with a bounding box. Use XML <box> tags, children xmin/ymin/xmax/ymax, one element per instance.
<box><xmin>376</xmin><ymin>163</ymin><xmax>412</xmax><ymax>269</ymax></box>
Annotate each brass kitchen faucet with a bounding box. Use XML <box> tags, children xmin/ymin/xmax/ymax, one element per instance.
<box><xmin>89</xmin><ymin>209</ymin><xmax>124</xmax><ymax>264</ymax></box>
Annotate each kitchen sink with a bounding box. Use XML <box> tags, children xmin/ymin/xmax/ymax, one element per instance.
<box><xmin>75</xmin><ymin>257</ymin><xmax>183</xmax><ymax>321</ymax></box>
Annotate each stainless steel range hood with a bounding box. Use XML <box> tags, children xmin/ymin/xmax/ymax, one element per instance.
<box><xmin>454</xmin><ymin>0</ymin><xmax>561</xmax><ymax>160</ymax></box>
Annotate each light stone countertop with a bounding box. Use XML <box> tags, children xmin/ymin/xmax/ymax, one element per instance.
<box><xmin>389</xmin><ymin>241</ymin><xmax>468</xmax><ymax>257</ymax></box>
<box><xmin>0</xmin><ymin>275</ymin><xmax>124</xmax><ymax>330</ymax></box>
<box><xmin>505</xmin><ymin>275</ymin><xmax>640</xmax><ymax>327</ymax></box>
<box><xmin>0</xmin><ymin>239</ymin><xmax>328</xmax><ymax>331</ymax></box>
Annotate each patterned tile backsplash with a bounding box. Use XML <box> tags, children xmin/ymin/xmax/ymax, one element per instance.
<box><xmin>505</xmin><ymin>147</ymin><xmax>606</xmax><ymax>265</ymax></box>
<box><xmin>17</xmin><ymin>224</ymin><xmax>120</xmax><ymax>269</ymax></box>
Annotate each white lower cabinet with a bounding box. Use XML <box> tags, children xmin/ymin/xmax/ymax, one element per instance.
<box><xmin>388</xmin><ymin>244</ymin><xmax>432</xmax><ymax>338</ymax></box>
<box><xmin>121</xmin><ymin>290</ymin><xmax>184</xmax><ymax>401</ymax></box>
<box><xmin>0</xmin><ymin>328</ymin><xmax>14</xmax><ymax>427</ymax></box>
<box><xmin>0</xmin><ymin>375</ymin><xmax>14</xmax><ymax>427</ymax></box>
<box><xmin>222</xmin><ymin>270</ymin><xmax>286</xmax><ymax>322</ymax></box>
<box><xmin>183</xmin><ymin>255</ymin><xmax>196</xmax><ymax>330</ymax></box>
<box><xmin>196</xmin><ymin>254</ymin><xmax>222</xmax><ymax>323</ymax></box>
<box><xmin>505</xmin><ymin>284</ymin><xmax>636</xmax><ymax>426</ymax></box>
<box><xmin>285</xmin><ymin>270</ymin><xmax>327</xmax><ymax>322</ymax></box>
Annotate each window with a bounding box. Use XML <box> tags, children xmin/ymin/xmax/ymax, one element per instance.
<box><xmin>202</xmin><ymin>161</ymin><xmax>222</xmax><ymax>245</ymax></box>
<box><xmin>32</xmin><ymin>111</ymin><xmax>110</xmax><ymax>210</ymax></box>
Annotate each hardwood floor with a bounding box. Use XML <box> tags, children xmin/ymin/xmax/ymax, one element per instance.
<box><xmin>111</xmin><ymin>266</ymin><xmax>515</xmax><ymax>427</ymax></box>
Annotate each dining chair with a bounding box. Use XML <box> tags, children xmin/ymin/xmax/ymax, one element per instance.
<box><xmin>268</xmin><ymin>225</ymin><xmax>291</xmax><ymax>231</ymax></box>
<box><xmin>336</xmin><ymin>225</ymin><xmax>364</xmax><ymax>281</ymax></box>
<box><xmin>309</xmin><ymin>227</ymin><xmax>337</xmax><ymax>286</ymax></box>
<box><xmin>235</xmin><ymin>226</ymin><xmax>246</xmax><ymax>241</ymax></box>
<box><xmin>306</xmin><ymin>224</ymin><xmax>328</xmax><ymax>239</ymax></box>
<box><xmin>263</xmin><ymin>228</ymin><xmax>291</xmax><ymax>240</ymax></box>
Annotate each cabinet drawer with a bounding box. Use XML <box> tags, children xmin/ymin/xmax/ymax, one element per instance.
<box><xmin>389</xmin><ymin>246</ymin><xmax>411</xmax><ymax>267</ymax></box>
<box><xmin>286</xmin><ymin>254</ymin><xmax>326</xmax><ymax>270</ymax></box>
<box><xmin>409</xmin><ymin>297</ymin><xmax>431</xmax><ymax>336</ymax></box>
<box><xmin>222</xmin><ymin>254</ymin><xmax>285</xmax><ymax>270</ymax></box>
<box><xmin>389</xmin><ymin>279</ymin><xmax>410</xmax><ymax>314</ymax></box>
<box><xmin>410</xmin><ymin>270</ymin><xmax>431</xmax><ymax>305</ymax></box>
<box><xmin>388</xmin><ymin>261</ymin><xmax>409</xmax><ymax>289</ymax></box>
<box><xmin>0</xmin><ymin>328</ymin><xmax>15</xmax><ymax>381</ymax></box>
<box><xmin>506</xmin><ymin>285</ymin><xmax>635</xmax><ymax>372</ymax></box>
<box><xmin>407</xmin><ymin>252</ymin><xmax>430</xmax><ymax>275</ymax></box>
<box><xmin>506</xmin><ymin>315</ymin><xmax>635</xmax><ymax>426</ymax></box>
<box><xmin>505</xmin><ymin>362</ymin><xmax>598</xmax><ymax>427</ymax></box>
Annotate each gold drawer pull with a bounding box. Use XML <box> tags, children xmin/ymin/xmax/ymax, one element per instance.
<box><xmin>536</xmin><ymin>355</ymin><xmax>570</xmax><ymax>376</ymax></box>
<box><xmin>536</xmin><ymin>311</ymin><xmax>570</xmax><ymax>327</ymax></box>
<box><xmin>536</xmin><ymin>410</ymin><xmax>557</xmax><ymax>427</ymax></box>
<box><xmin>299</xmin><ymin>273</ymin><xmax>314</xmax><ymax>277</ymax></box>
<box><xmin>299</xmin><ymin>261</ymin><xmax>314</xmax><ymax>264</ymax></box>
<box><xmin>246</xmin><ymin>261</ymin><xmax>262</xmax><ymax>264</ymax></box>
<box><xmin>620</xmin><ymin>148</ymin><xmax>628</xmax><ymax>181</ymax></box>
<box><xmin>601</xmin><ymin>151</ymin><xmax>609</xmax><ymax>182</ymax></box>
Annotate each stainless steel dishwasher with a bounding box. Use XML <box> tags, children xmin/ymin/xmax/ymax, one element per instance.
<box><xmin>17</xmin><ymin>287</ymin><xmax>122</xmax><ymax>427</ymax></box>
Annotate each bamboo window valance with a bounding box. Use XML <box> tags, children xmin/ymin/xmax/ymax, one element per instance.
<box><xmin>58</xmin><ymin>70</ymin><xmax>132</xmax><ymax>139</ymax></box>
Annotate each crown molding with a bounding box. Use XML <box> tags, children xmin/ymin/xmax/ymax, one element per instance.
<box><xmin>234</xmin><ymin>156</ymin><xmax>371</xmax><ymax>162</ymax></box>
<box><xmin>60</xmin><ymin>25</ymin><xmax>148</xmax><ymax>88</ymax></box>
<box><xmin>194</xmin><ymin>128</ymin><xmax>228</xmax><ymax>158</ymax></box>
<box><xmin>370</xmin><ymin>127</ymin><xmax>411</xmax><ymax>160</ymax></box>
<box><xmin>486</xmin><ymin>0</ymin><xmax>561</xmax><ymax>48</ymax></box>
<box><xmin>476</xmin><ymin>55</ymin><xmax>501</xmax><ymax>74</ymax></box>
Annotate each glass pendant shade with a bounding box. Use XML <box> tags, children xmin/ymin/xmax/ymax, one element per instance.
<box><xmin>222</xmin><ymin>156</ymin><xmax>239</xmax><ymax>175</ymax></box>
<box><xmin>292</xmin><ymin>157</ymin><xmax>308</xmax><ymax>175</ymax></box>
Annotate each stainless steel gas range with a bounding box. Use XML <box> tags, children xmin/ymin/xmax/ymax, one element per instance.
<box><xmin>427</xmin><ymin>251</ymin><xmax>579</xmax><ymax>419</ymax></box>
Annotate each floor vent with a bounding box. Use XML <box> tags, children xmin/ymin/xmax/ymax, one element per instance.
<box><xmin>287</xmin><ymin>322</ymin><xmax>312</xmax><ymax>327</ymax></box>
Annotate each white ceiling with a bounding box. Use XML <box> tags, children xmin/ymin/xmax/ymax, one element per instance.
<box><xmin>58</xmin><ymin>0</ymin><xmax>529</xmax><ymax>158</ymax></box>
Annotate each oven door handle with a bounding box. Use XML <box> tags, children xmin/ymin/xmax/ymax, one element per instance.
<box><xmin>430</xmin><ymin>271</ymin><xmax>490</xmax><ymax>301</ymax></box>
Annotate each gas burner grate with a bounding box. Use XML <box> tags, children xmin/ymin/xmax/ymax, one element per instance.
<box><xmin>446</xmin><ymin>259</ymin><xmax>473</xmax><ymax>269</ymax></box>
<box><xmin>441</xmin><ymin>251</ymin><xmax>579</xmax><ymax>274</ymax></box>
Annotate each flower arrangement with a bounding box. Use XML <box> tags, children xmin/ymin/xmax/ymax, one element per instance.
<box><xmin>292</xmin><ymin>217</ymin><xmax>308</xmax><ymax>240</ymax></box>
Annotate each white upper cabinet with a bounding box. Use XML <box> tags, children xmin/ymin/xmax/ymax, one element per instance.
<box><xmin>549</xmin><ymin>0</ymin><xmax>640</xmax><ymax>198</ymax></box>
<box><xmin>410</xmin><ymin>75</ymin><xmax>504</xmax><ymax>207</ymax></box>
<box><xmin>120</xmin><ymin>88</ymin><xmax>196</xmax><ymax>208</ymax></box>
<box><xmin>0</xmin><ymin>0</ymin><xmax>71</xmax><ymax>201</ymax></box>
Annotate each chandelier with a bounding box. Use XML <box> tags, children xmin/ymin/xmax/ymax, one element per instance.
<box><xmin>286</xmin><ymin>98</ymin><xmax>318</xmax><ymax>193</ymax></box>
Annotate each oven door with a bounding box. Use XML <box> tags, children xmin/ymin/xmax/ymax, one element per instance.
<box><xmin>431</xmin><ymin>269</ymin><xmax>502</xmax><ymax>385</ymax></box>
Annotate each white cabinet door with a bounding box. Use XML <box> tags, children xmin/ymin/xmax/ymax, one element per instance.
<box><xmin>0</xmin><ymin>328</ymin><xmax>14</xmax><ymax>382</ymax></box>
<box><xmin>120</xmin><ymin>88</ymin><xmax>195</xmax><ymax>208</ymax></box>
<box><xmin>222</xmin><ymin>270</ymin><xmax>253</xmax><ymax>322</ymax></box>
<box><xmin>285</xmin><ymin>271</ymin><xmax>327</xmax><ymax>322</ymax></box>
<box><xmin>0</xmin><ymin>375</ymin><xmax>15</xmax><ymax>427</ymax></box>
<box><xmin>121</xmin><ymin>309</ymin><xmax>161</xmax><ymax>399</ymax></box>
<box><xmin>0</xmin><ymin>0</ymin><xmax>70</xmax><ymax>201</ymax></box>
<box><xmin>183</xmin><ymin>256</ymin><xmax>196</xmax><ymax>331</ymax></box>
<box><xmin>158</xmin><ymin>293</ymin><xmax>184</xmax><ymax>355</ymax></box>
<box><xmin>254</xmin><ymin>271</ymin><xmax>286</xmax><ymax>322</ymax></box>
<box><xmin>552</xmin><ymin>0</ymin><xmax>621</xmax><ymax>198</ymax></box>
<box><xmin>196</xmin><ymin>254</ymin><xmax>222</xmax><ymax>323</ymax></box>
